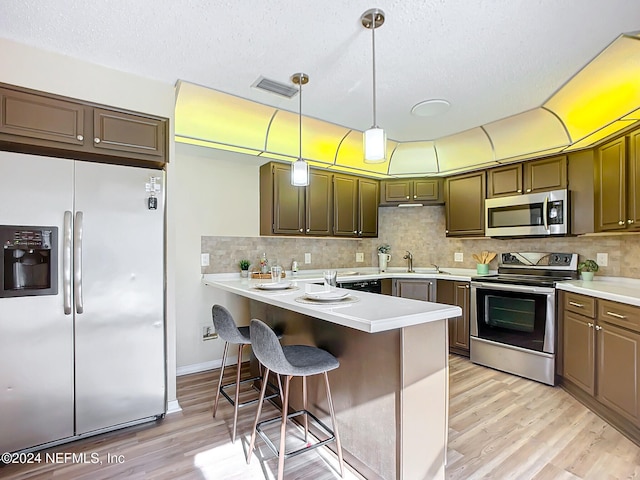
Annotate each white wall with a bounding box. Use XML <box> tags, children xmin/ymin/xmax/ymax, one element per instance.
<box><xmin>173</xmin><ymin>143</ymin><xmax>265</xmax><ymax>372</ymax></box>
<box><xmin>0</xmin><ymin>38</ymin><xmax>179</xmax><ymax>405</ymax></box>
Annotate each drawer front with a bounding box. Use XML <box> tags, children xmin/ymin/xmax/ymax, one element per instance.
<box><xmin>598</xmin><ymin>299</ymin><xmax>640</xmax><ymax>333</ymax></box>
<box><xmin>564</xmin><ymin>292</ymin><xmax>596</xmax><ymax>318</ymax></box>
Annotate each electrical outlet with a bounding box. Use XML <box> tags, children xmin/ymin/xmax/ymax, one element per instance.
<box><xmin>356</xmin><ymin>252</ymin><xmax>364</xmax><ymax>262</ymax></box>
<box><xmin>304</xmin><ymin>253</ymin><xmax>312</xmax><ymax>264</ymax></box>
<box><xmin>200</xmin><ymin>253</ymin><xmax>210</xmax><ymax>267</ymax></box>
<box><xmin>201</xmin><ymin>325</ymin><xmax>218</xmax><ymax>341</ymax></box>
<box><xmin>596</xmin><ymin>252</ymin><xmax>608</xmax><ymax>267</ymax></box>
<box><xmin>454</xmin><ymin>252</ymin><xmax>464</xmax><ymax>262</ymax></box>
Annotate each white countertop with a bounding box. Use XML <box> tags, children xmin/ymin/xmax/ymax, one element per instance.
<box><xmin>556</xmin><ymin>277</ymin><xmax>640</xmax><ymax>307</ymax></box>
<box><xmin>202</xmin><ymin>271</ymin><xmax>463</xmax><ymax>333</ymax></box>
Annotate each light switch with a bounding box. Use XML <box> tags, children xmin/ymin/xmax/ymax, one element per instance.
<box><xmin>454</xmin><ymin>252</ymin><xmax>464</xmax><ymax>262</ymax></box>
<box><xmin>356</xmin><ymin>252</ymin><xmax>364</xmax><ymax>262</ymax></box>
<box><xmin>201</xmin><ymin>253</ymin><xmax>210</xmax><ymax>267</ymax></box>
<box><xmin>304</xmin><ymin>253</ymin><xmax>312</xmax><ymax>264</ymax></box>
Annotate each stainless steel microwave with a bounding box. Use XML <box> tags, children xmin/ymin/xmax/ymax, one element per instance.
<box><xmin>485</xmin><ymin>189</ymin><xmax>569</xmax><ymax>237</ymax></box>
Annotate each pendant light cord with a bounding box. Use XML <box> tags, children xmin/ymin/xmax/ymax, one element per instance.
<box><xmin>371</xmin><ymin>13</ymin><xmax>377</xmax><ymax>128</ymax></box>
<box><xmin>299</xmin><ymin>76</ymin><xmax>303</xmax><ymax>159</ymax></box>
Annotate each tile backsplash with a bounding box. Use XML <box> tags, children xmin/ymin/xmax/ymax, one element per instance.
<box><xmin>202</xmin><ymin>206</ymin><xmax>640</xmax><ymax>279</ymax></box>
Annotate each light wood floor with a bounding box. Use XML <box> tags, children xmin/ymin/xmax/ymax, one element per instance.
<box><xmin>2</xmin><ymin>355</ymin><xmax>640</xmax><ymax>479</ymax></box>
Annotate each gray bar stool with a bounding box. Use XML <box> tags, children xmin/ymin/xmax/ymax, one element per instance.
<box><xmin>247</xmin><ymin>318</ymin><xmax>344</xmax><ymax>480</ymax></box>
<box><xmin>211</xmin><ymin>305</ymin><xmax>281</xmax><ymax>443</ymax></box>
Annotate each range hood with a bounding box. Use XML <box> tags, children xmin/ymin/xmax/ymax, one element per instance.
<box><xmin>175</xmin><ymin>33</ymin><xmax>640</xmax><ymax>178</ymax></box>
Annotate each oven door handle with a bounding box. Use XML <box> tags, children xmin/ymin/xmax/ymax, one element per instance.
<box><xmin>543</xmin><ymin>195</ymin><xmax>549</xmax><ymax>230</ymax></box>
<box><xmin>471</xmin><ymin>281</ymin><xmax>555</xmax><ymax>294</ymax></box>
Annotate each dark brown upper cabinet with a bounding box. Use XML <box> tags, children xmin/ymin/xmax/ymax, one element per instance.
<box><xmin>0</xmin><ymin>83</ymin><xmax>168</xmax><ymax>167</ymax></box>
<box><xmin>487</xmin><ymin>156</ymin><xmax>567</xmax><ymax>198</ymax></box>
<box><xmin>0</xmin><ymin>87</ymin><xmax>85</xmax><ymax>146</ymax></box>
<box><xmin>92</xmin><ymin>108</ymin><xmax>165</xmax><ymax>160</ymax></box>
<box><xmin>380</xmin><ymin>178</ymin><xmax>443</xmax><ymax>206</ymax></box>
<box><xmin>333</xmin><ymin>174</ymin><xmax>378</xmax><ymax>237</ymax></box>
<box><xmin>444</xmin><ymin>171</ymin><xmax>486</xmax><ymax>237</ymax></box>
<box><xmin>260</xmin><ymin>162</ymin><xmax>332</xmax><ymax>236</ymax></box>
<box><xmin>595</xmin><ymin>136</ymin><xmax>629</xmax><ymax>232</ymax></box>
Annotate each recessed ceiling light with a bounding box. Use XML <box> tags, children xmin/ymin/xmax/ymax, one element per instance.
<box><xmin>411</xmin><ymin>99</ymin><xmax>451</xmax><ymax>117</ymax></box>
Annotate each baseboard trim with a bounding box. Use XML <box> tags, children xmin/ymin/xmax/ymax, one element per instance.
<box><xmin>176</xmin><ymin>357</ymin><xmax>236</xmax><ymax>376</ymax></box>
<box><xmin>166</xmin><ymin>400</ymin><xmax>182</xmax><ymax>415</ymax></box>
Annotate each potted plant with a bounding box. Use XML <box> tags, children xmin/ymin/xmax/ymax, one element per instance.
<box><xmin>578</xmin><ymin>259</ymin><xmax>599</xmax><ymax>281</ymax></box>
<box><xmin>377</xmin><ymin>244</ymin><xmax>391</xmax><ymax>272</ymax></box>
<box><xmin>239</xmin><ymin>259</ymin><xmax>251</xmax><ymax>278</ymax></box>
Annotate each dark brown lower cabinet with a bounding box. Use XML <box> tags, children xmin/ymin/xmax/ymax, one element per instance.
<box><xmin>437</xmin><ymin>280</ymin><xmax>470</xmax><ymax>356</ymax></box>
<box><xmin>560</xmin><ymin>291</ymin><xmax>640</xmax><ymax>443</ymax></box>
<box><xmin>597</xmin><ymin>321</ymin><xmax>640</xmax><ymax>425</ymax></box>
<box><xmin>562</xmin><ymin>311</ymin><xmax>595</xmax><ymax>395</ymax></box>
<box><xmin>394</xmin><ymin>279</ymin><xmax>435</xmax><ymax>302</ymax></box>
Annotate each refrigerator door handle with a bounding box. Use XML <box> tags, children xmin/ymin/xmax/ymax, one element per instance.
<box><xmin>63</xmin><ymin>211</ymin><xmax>73</xmax><ymax>315</ymax></box>
<box><xmin>74</xmin><ymin>211</ymin><xmax>84</xmax><ymax>314</ymax></box>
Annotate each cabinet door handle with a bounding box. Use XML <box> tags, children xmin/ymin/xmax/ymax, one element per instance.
<box><xmin>358</xmin><ymin>231</ymin><xmax>362</xmax><ymax>235</ymax></box>
<box><xmin>299</xmin><ymin>228</ymin><xmax>303</xmax><ymax>232</ymax></box>
<box><xmin>353</xmin><ymin>230</ymin><xmax>357</xmax><ymax>234</ymax></box>
<box><xmin>618</xmin><ymin>220</ymin><xmax>625</xmax><ymax>226</ymax></box>
<box><xmin>76</xmin><ymin>134</ymin><xmax>84</xmax><ymax>141</ymax></box>
<box><xmin>628</xmin><ymin>219</ymin><xmax>635</xmax><ymax>224</ymax></box>
<box><xmin>517</xmin><ymin>189</ymin><xmax>522</xmax><ymax>193</ymax></box>
<box><xmin>526</xmin><ymin>188</ymin><xmax>531</xmax><ymax>193</ymax></box>
<box><xmin>587</xmin><ymin>322</ymin><xmax>594</xmax><ymax>328</ymax></box>
<box><xmin>606</xmin><ymin>311</ymin><xmax>627</xmax><ymax>319</ymax></box>
<box><xmin>406</xmin><ymin>196</ymin><xmax>410</xmax><ymax>199</ymax></box>
<box><xmin>413</xmin><ymin>195</ymin><xmax>417</xmax><ymax>199</ymax></box>
<box><xmin>94</xmin><ymin>137</ymin><xmax>101</xmax><ymax>143</ymax></box>
<box><xmin>569</xmin><ymin>301</ymin><xmax>584</xmax><ymax>308</ymax></box>
<box><xmin>595</xmin><ymin>325</ymin><xmax>603</xmax><ymax>331</ymax></box>
<box><xmin>306</xmin><ymin>228</ymin><xmax>310</xmax><ymax>232</ymax></box>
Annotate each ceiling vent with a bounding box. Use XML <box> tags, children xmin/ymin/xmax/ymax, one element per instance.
<box><xmin>251</xmin><ymin>76</ymin><xmax>298</xmax><ymax>98</ymax></box>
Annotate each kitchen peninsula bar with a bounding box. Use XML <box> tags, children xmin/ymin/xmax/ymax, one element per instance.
<box><xmin>203</xmin><ymin>274</ymin><xmax>462</xmax><ymax>480</ymax></box>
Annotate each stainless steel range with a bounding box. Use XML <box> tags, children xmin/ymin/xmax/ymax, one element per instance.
<box><xmin>470</xmin><ymin>252</ymin><xmax>578</xmax><ymax>386</ymax></box>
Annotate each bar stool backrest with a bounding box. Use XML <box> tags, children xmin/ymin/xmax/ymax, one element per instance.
<box><xmin>212</xmin><ymin>305</ymin><xmax>249</xmax><ymax>344</ymax></box>
<box><xmin>250</xmin><ymin>319</ymin><xmax>291</xmax><ymax>374</ymax></box>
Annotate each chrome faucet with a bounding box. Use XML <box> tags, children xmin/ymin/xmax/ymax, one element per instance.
<box><xmin>403</xmin><ymin>251</ymin><xmax>414</xmax><ymax>273</ymax></box>
<box><xmin>431</xmin><ymin>263</ymin><xmax>441</xmax><ymax>273</ymax></box>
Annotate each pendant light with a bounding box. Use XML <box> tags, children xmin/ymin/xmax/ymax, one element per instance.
<box><xmin>361</xmin><ymin>8</ymin><xmax>386</xmax><ymax>163</ymax></box>
<box><xmin>291</xmin><ymin>72</ymin><xmax>310</xmax><ymax>186</ymax></box>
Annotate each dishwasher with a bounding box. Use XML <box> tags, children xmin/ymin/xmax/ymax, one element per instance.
<box><xmin>337</xmin><ymin>279</ymin><xmax>384</xmax><ymax>294</ymax></box>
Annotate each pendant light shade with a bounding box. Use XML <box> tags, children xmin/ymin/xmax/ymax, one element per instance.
<box><xmin>364</xmin><ymin>127</ymin><xmax>387</xmax><ymax>162</ymax></box>
<box><xmin>361</xmin><ymin>8</ymin><xmax>386</xmax><ymax>164</ymax></box>
<box><xmin>291</xmin><ymin>72</ymin><xmax>310</xmax><ymax>186</ymax></box>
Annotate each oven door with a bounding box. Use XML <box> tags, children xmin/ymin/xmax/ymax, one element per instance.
<box><xmin>470</xmin><ymin>281</ymin><xmax>555</xmax><ymax>353</ymax></box>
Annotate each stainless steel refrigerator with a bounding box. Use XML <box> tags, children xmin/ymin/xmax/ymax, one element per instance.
<box><xmin>0</xmin><ymin>151</ymin><xmax>165</xmax><ymax>453</ymax></box>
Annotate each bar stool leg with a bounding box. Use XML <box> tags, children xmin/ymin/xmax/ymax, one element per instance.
<box><xmin>277</xmin><ymin>375</ymin><xmax>292</xmax><ymax>480</ymax></box>
<box><xmin>324</xmin><ymin>372</ymin><xmax>344</xmax><ymax>477</ymax></box>
<box><xmin>302</xmin><ymin>376</ymin><xmax>309</xmax><ymax>443</ymax></box>
<box><xmin>213</xmin><ymin>341</ymin><xmax>230</xmax><ymax>418</ymax></box>
<box><xmin>231</xmin><ymin>343</ymin><xmax>244</xmax><ymax>443</ymax></box>
<box><xmin>247</xmin><ymin>366</ymin><xmax>271</xmax><ymax>465</ymax></box>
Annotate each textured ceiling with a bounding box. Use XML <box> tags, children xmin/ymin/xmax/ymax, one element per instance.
<box><xmin>1</xmin><ymin>1</ymin><xmax>640</xmax><ymax>143</ymax></box>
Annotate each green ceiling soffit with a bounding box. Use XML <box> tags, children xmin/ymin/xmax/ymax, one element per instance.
<box><xmin>175</xmin><ymin>33</ymin><xmax>640</xmax><ymax>178</ymax></box>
